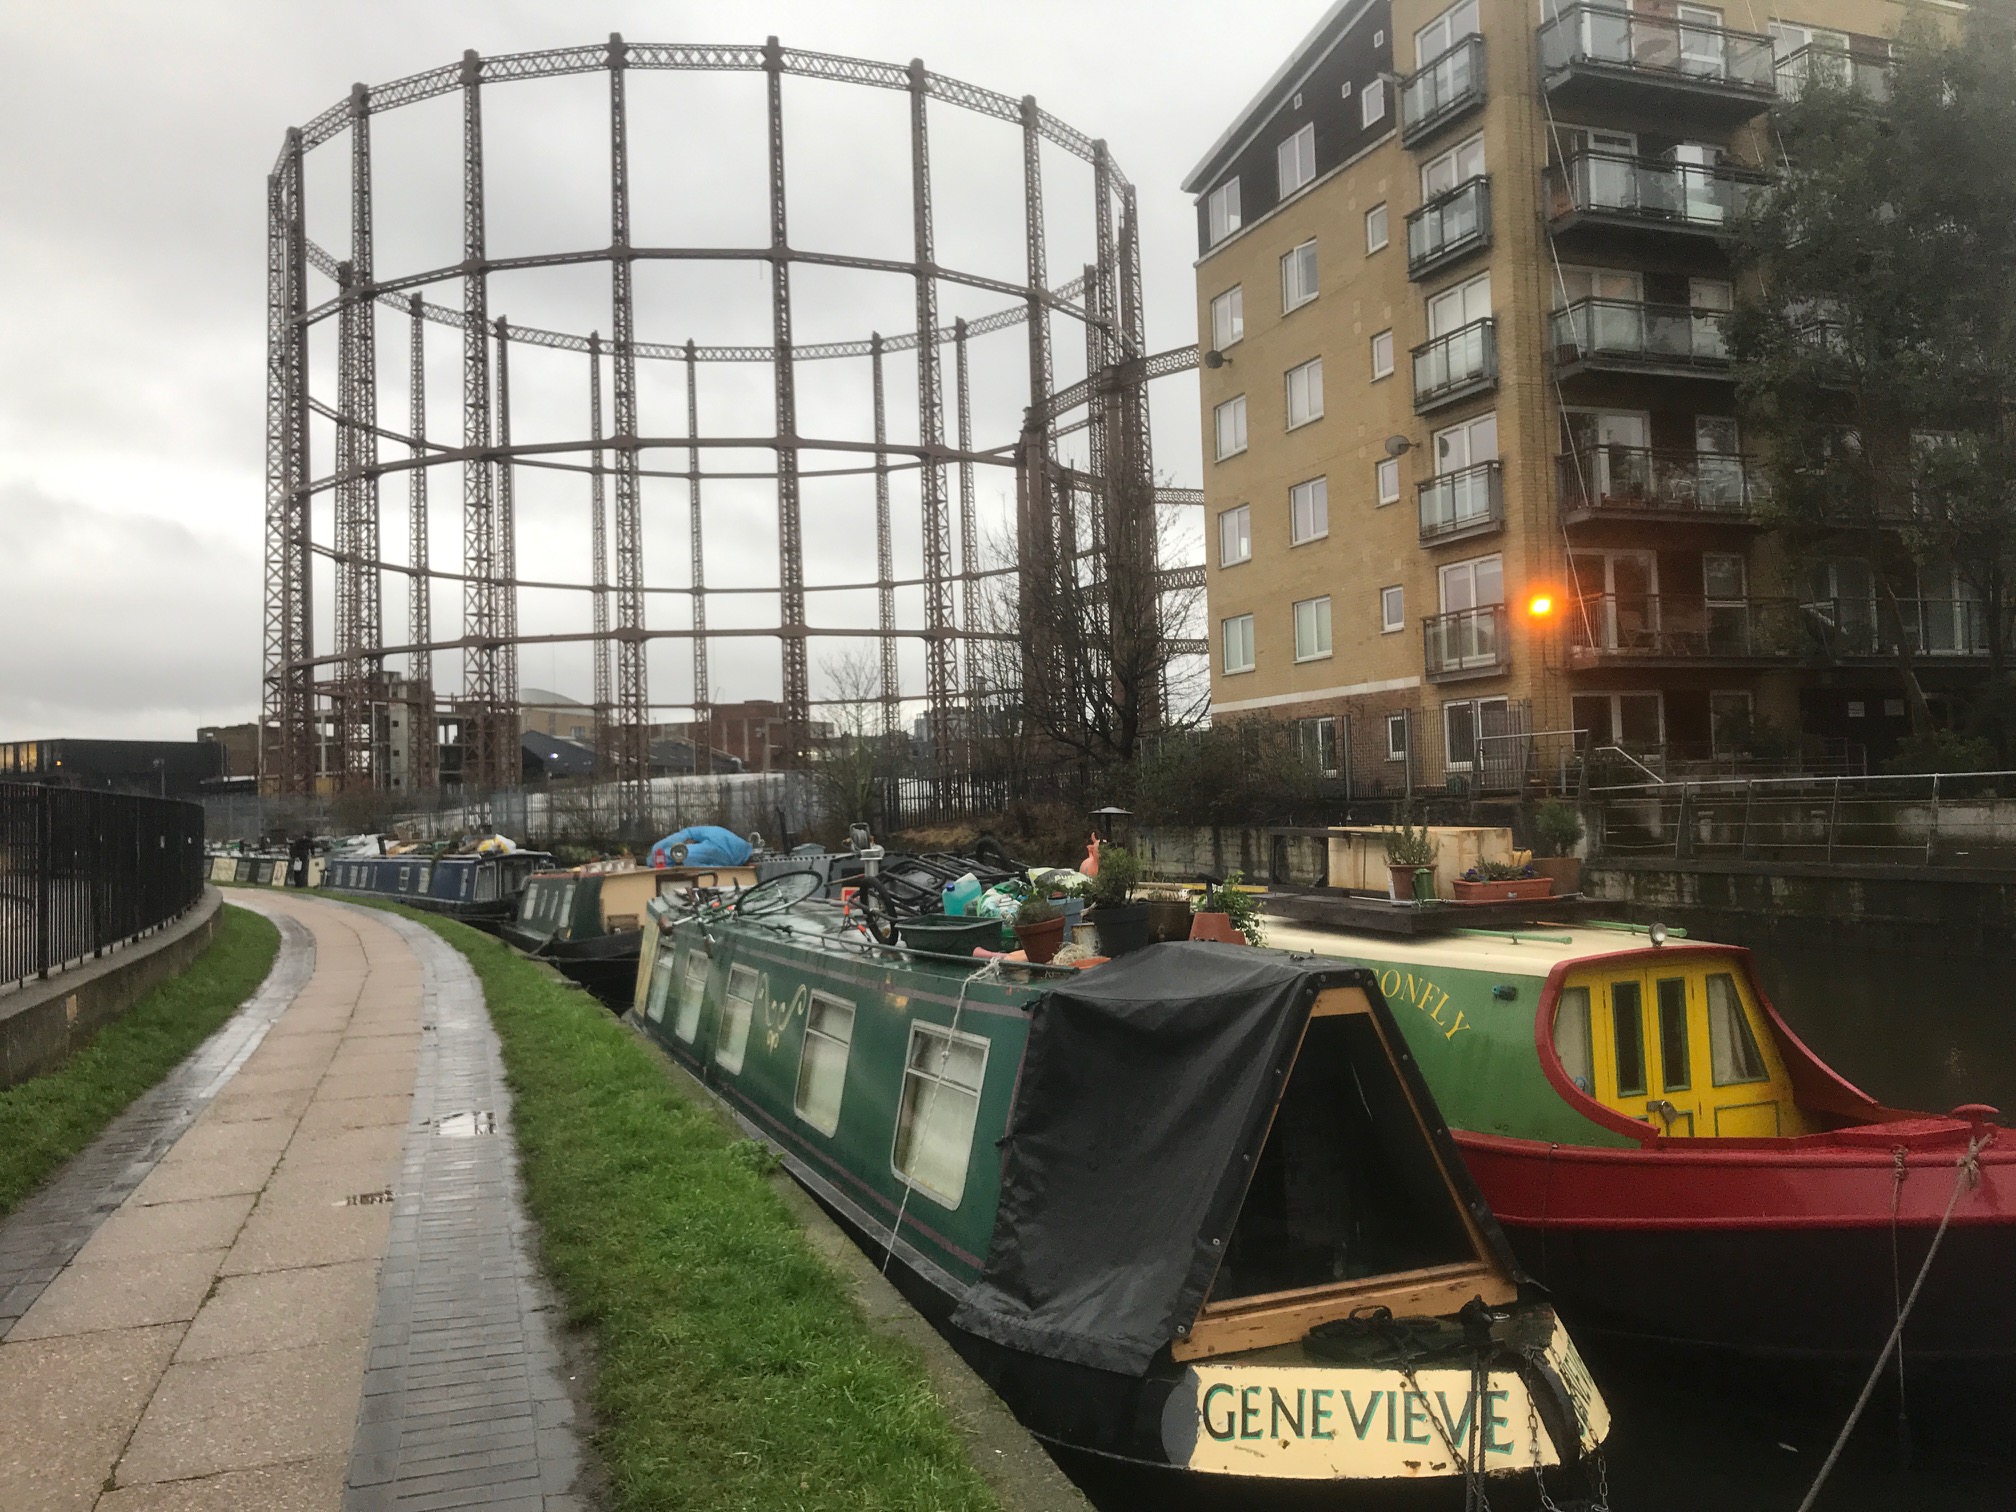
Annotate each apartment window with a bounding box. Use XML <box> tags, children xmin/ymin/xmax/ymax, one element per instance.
<box><xmin>716</xmin><ymin>963</ymin><xmax>760</xmax><ymax>1075</ymax></box>
<box><xmin>1290</xmin><ymin>478</ymin><xmax>1329</xmax><ymax>543</ymax></box>
<box><xmin>1286</xmin><ymin>358</ymin><xmax>1324</xmax><ymax>428</ymax></box>
<box><xmin>794</xmin><ymin>991</ymin><xmax>856</xmax><ymax>1137</ymax></box>
<box><xmin>1211</xmin><ymin>285</ymin><xmax>1244</xmax><ymax>350</ymax></box>
<box><xmin>892</xmin><ymin>1022</ymin><xmax>988</xmax><ymax>1209</ymax></box>
<box><xmin>1362</xmin><ymin>77</ymin><xmax>1388</xmax><ymax>127</ymax></box>
<box><xmin>1386</xmin><ymin>712</ymin><xmax>1409</xmax><ymax>760</ymax></box>
<box><xmin>1281</xmin><ymin>240</ymin><xmax>1319</xmax><ymax>312</ymax></box>
<box><xmin>1299</xmin><ymin>716</ymin><xmax>1341</xmax><ymax>778</ymax></box>
<box><xmin>1704</xmin><ymin>552</ymin><xmax>1748</xmax><ymax>603</ymax></box>
<box><xmin>1366</xmin><ymin>203</ymin><xmax>1390</xmax><ymax>253</ymax></box>
<box><xmin>1371</xmin><ymin>330</ymin><xmax>1395</xmax><ymax>380</ymax></box>
<box><xmin>1222</xmin><ymin>613</ymin><xmax>1256</xmax><ymax>674</ymax></box>
<box><xmin>1440</xmin><ymin>553</ymin><xmax>1504</xmax><ymax>613</ymax></box>
<box><xmin>1434</xmin><ymin>412</ymin><xmax>1498</xmax><ymax>472</ymax></box>
<box><xmin>1214</xmin><ymin>394</ymin><xmax>1248</xmax><ymax>459</ymax></box>
<box><xmin>1377</xmin><ymin>457</ymin><xmax>1402</xmax><ymax>505</ymax></box>
<box><xmin>1278</xmin><ymin>123</ymin><xmax>1317</xmax><ymax>197</ymax></box>
<box><xmin>1381</xmin><ymin>584</ymin><xmax>1405</xmax><ymax>633</ymax></box>
<box><xmin>1422</xmin><ymin>133</ymin><xmax>1485</xmax><ymax>200</ymax></box>
<box><xmin>1710</xmin><ymin>690</ymin><xmax>1753</xmax><ymax>755</ymax></box>
<box><xmin>1444</xmin><ymin>695</ymin><xmax>1509</xmax><ymax>771</ymax></box>
<box><xmin>1208</xmin><ymin>178</ymin><xmax>1242</xmax><ymax>244</ymax></box>
<box><xmin>1294</xmin><ymin>596</ymin><xmax>1333</xmax><ymax>661</ymax></box>
<box><xmin>1416</xmin><ymin>0</ymin><xmax>1480</xmax><ymax>65</ymax></box>
<box><xmin>1428</xmin><ymin>272</ymin><xmax>1492</xmax><ymax>337</ymax></box>
<box><xmin>1218</xmin><ymin>504</ymin><xmax>1251</xmax><ymax>566</ymax></box>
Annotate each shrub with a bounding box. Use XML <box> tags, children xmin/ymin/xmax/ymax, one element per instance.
<box><xmin>1087</xmin><ymin>844</ymin><xmax>1140</xmax><ymax>910</ymax></box>
<box><xmin>1535</xmin><ymin>798</ymin><xmax>1585</xmax><ymax>858</ymax></box>
<box><xmin>1382</xmin><ymin>817</ymin><xmax>1438</xmax><ymax>868</ymax></box>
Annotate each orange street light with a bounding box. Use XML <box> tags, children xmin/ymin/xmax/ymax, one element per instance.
<box><xmin>1527</xmin><ymin>592</ymin><xmax>1555</xmax><ymax>618</ymax></box>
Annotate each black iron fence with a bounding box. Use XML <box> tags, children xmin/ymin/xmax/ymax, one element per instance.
<box><xmin>0</xmin><ymin>784</ymin><xmax>206</xmax><ymax>990</ymax></box>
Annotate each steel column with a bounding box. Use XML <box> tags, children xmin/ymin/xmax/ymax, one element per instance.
<box><xmin>871</xmin><ymin>333</ymin><xmax>898</xmax><ymax>736</ymax></box>
<box><xmin>349</xmin><ymin>84</ymin><xmax>383</xmax><ymax>787</ymax></box>
<box><xmin>765</xmin><ymin>37</ymin><xmax>809</xmax><ymax>764</ymax></box>
<box><xmin>588</xmin><ymin>333</ymin><xmax>611</xmax><ymax>762</ymax></box>
<box><xmin>608</xmin><ymin>34</ymin><xmax>651</xmax><ymax>827</ymax></box>
<box><xmin>909</xmin><ymin>58</ymin><xmax>955</xmax><ymax>777</ymax></box>
<box><xmin>684</xmin><ymin>339</ymin><xmax>710</xmax><ymax>773</ymax></box>
<box><xmin>493</xmin><ymin>316</ymin><xmax>520</xmax><ymax>730</ymax></box>
<box><xmin>406</xmin><ymin>294</ymin><xmax>436</xmax><ymax>791</ymax></box>
<box><xmin>1016</xmin><ymin>96</ymin><xmax>1056</xmax><ymax>722</ymax></box>
<box><xmin>460</xmin><ymin>50</ymin><xmax>502</xmax><ymax>792</ymax></box>
<box><xmin>954</xmin><ymin>316</ymin><xmax>978</xmax><ymax>729</ymax></box>
<box><xmin>261</xmin><ymin>138</ymin><xmax>314</xmax><ymax>795</ymax></box>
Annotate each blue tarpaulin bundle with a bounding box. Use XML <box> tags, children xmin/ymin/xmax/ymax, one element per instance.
<box><xmin>648</xmin><ymin>825</ymin><xmax>754</xmax><ymax>869</ymax></box>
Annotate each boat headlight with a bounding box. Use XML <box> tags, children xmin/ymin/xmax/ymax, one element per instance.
<box><xmin>1648</xmin><ymin>922</ymin><xmax>1668</xmax><ymax>948</ymax></box>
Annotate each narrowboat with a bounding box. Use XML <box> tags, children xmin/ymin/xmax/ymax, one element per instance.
<box><xmin>502</xmin><ymin>862</ymin><xmax>749</xmax><ymax>1003</ymax></box>
<box><xmin>1263</xmin><ymin>913</ymin><xmax>2015</xmax><ymax>1364</ymax></box>
<box><xmin>320</xmin><ymin>848</ymin><xmax>552</xmax><ymax>927</ymax></box>
<box><xmin>627</xmin><ymin>880</ymin><xmax>1612</xmax><ymax>1492</ymax></box>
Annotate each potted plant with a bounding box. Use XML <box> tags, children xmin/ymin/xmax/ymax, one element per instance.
<box><xmin>1140</xmin><ymin>885</ymin><xmax>1196</xmax><ymax>944</ymax></box>
<box><xmin>1531</xmin><ymin>799</ymin><xmax>1585</xmax><ymax>896</ymax></box>
<box><xmin>1085</xmin><ymin>845</ymin><xmax>1152</xmax><ymax>956</ymax></box>
<box><xmin>1012</xmin><ymin>892</ymin><xmax>1066</xmax><ymax>964</ymax></box>
<box><xmin>1452</xmin><ymin>858</ymin><xmax>1554</xmax><ymax>902</ymax></box>
<box><xmin>1383</xmin><ymin>819</ymin><xmax>1438</xmax><ymax>903</ymax></box>
<box><xmin>1190</xmin><ymin>870</ymin><xmax>1264</xmax><ymax>946</ymax></box>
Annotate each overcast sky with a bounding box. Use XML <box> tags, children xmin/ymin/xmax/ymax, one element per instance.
<box><xmin>0</xmin><ymin>0</ymin><xmax>1319</xmax><ymax>742</ymax></box>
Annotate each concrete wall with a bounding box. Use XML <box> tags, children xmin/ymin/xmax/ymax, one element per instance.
<box><xmin>0</xmin><ymin>887</ymin><xmax>223</xmax><ymax>1088</ymax></box>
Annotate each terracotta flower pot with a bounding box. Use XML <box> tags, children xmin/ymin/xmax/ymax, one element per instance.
<box><xmin>1388</xmin><ymin>864</ymin><xmax>1418</xmax><ymax>901</ymax></box>
<box><xmin>1188</xmin><ymin>910</ymin><xmax>1245</xmax><ymax>944</ymax></box>
<box><xmin>1451</xmin><ymin>876</ymin><xmax>1555</xmax><ymax>902</ymax></box>
<box><xmin>1014</xmin><ymin>915</ymin><xmax>1066</xmax><ymax>963</ymax></box>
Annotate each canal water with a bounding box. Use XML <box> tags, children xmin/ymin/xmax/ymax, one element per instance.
<box><xmin>1060</xmin><ymin>924</ymin><xmax>2016</xmax><ymax>1511</ymax></box>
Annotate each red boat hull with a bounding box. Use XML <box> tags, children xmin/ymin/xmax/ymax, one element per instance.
<box><xmin>1457</xmin><ymin>1127</ymin><xmax>2016</xmax><ymax>1362</ymax></box>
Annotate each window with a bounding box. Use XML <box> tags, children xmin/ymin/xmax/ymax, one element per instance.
<box><xmin>1439</xmin><ymin>553</ymin><xmax>1503</xmax><ymax>613</ymax></box>
<box><xmin>1210</xmin><ymin>285</ymin><xmax>1244</xmax><ymax>350</ymax></box>
<box><xmin>1703</xmin><ymin>552</ymin><xmax>1747</xmax><ymax>603</ymax></box>
<box><xmin>1371</xmin><ymin>330</ymin><xmax>1395</xmax><ymax>379</ymax></box>
<box><xmin>1706</xmin><ymin>973</ymin><xmax>1769</xmax><ymax>1085</ymax></box>
<box><xmin>1298</xmin><ymin>716</ymin><xmax>1341</xmax><ymax>778</ymax></box>
<box><xmin>1381</xmin><ymin>585</ymin><xmax>1405</xmax><ymax>633</ymax></box>
<box><xmin>1214</xmin><ymin>395</ymin><xmax>1247</xmax><ymax>459</ymax></box>
<box><xmin>1611</xmin><ymin>980</ymin><xmax>1648</xmax><ymax>1098</ymax></box>
<box><xmin>1281</xmin><ymin>240</ymin><xmax>1319</xmax><ymax>311</ymax></box>
<box><xmin>1361</xmin><ymin>76</ymin><xmax>1388</xmax><ymax>127</ymax></box>
<box><xmin>794</xmin><ymin>991</ymin><xmax>856</xmax><ymax>1136</ymax></box>
<box><xmin>1278</xmin><ymin>123</ymin><xmax>1316</xmax><ymax>197</ymax></box>
<box><xmin>1657</xmin><ymin>978</ymin><xmax>1692</xmax><ymax>1093</ymax></box>
<box><xmin>1208</xmin><ymin>178</ymin><xmax>1242</xmax><ymax>244</ymax></box>
<box><xmin>1443</xmin><ymin>695</ymin><xmax>1507</xmax><ymax>771</ymax></box>
<box><xmin>1222</xmin><ymin>613</ymin><xmax>1256</xmax><ymax>674</ymax></box>
<box><xmin>1293</xmin><ymin>596</ymin><xmax>1332</xmax><ymax>661</ymax></box>
<box><xmin>645</xmin><ymin>950</ymin><xmax>677</xmax><ymax>1024</ymax></box>
<box><xmin>1421</xmin><ymin>133</ymin><xmax>1485</xmax><ymax>200</ymax></box>
<box><xmin>1553</xmin><ymin>985</ymin><xmax>1594</xmax><ymax>1094</ymax></box>
<box><xmin>716</xmin><ymin>964</ymin><xmax>760</xmax><ymax>1074</ymax></box>
<box><xmin>1429</xmin><ymin>272</ymin><xmax>1491</xmax><ymax>337</ymax></box>
<box><xmin>1286</xmin><ymin>358</ymin><xmax>1324</xmax><ymax>428</ymax></box>
<box><xmin>1377</xmin><ymin>456</ymin><xmax>1401</xmax><ymax>505</ymax></box>
<box><xmin>674</xmin><ymin>950</ymin><xmax>709</xmax><ymax>1042</ymax></box>
<box><xmin>892</xmin><ymin>1022</ymin><xmax>989</xmax><ymax>1208</ymax></box>
<box><xmin>1289</xmin><ymin>478</ymin><xmax>1328</xmax><ymax>543</ymax></box>
<box><xmin>1366</xmin><ymin>203</ymin><xmax>1389</xmax><ymax>253</ymax></box>
<box><xmin>1416</xmin><ymin>0</ymin><xmax>1480</xmax><ymax>66</ymax></box>
<box><xmin>1386</xmin><ymin>712</ymin><xmax>1408</xmax><ymax>761</ymax></box>
<box><xmin>1218</xmin><ymin>504</ymin><xmax>1251</xmax><ymax>566</ymax></box>
<box><xmin>1434</xmin><ymin>412</ymin><xmax>1498</xmax><ymax>473</ymax></box>
<box><xmin>1710</xmin><ymin>690</ymin><xmax>1753</xmax><ymax>755</ymax></box>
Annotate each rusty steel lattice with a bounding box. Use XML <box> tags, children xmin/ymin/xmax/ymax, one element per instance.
<box><xmin>260</xmin><ymin>35</ymin><xmax>1200</xmax><ymax>828</ymax></box>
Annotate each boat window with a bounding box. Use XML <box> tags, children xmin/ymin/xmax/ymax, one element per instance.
<box><xmin>1706</xmin><ymin>972</ymin><xmax>1768</xmax><ymax>1085</ymax></box>
<box><xmin>644</xmin><ymin>949</ymin><xmax>676</xmax><ymax>1024</ymax></box>
<box><xmin>1553</xmin><ymin>985</ymin><xmax>1594</xmax><ymax>1093</ymax></box>
<box><xmin>716</xmin><ymin>965</ymin><xmax>760</xmax><ymax>1074</ymax></box>
<box><xmin>558</xmin><ymin>882</ymin><xmax>579</xmax><ymax>925</ymax></box>
<box><xmin>1656</xmin><ymin>977</ymin><xmax>1691</xmax><ymax>1092</ymax></box>
<box><xmin>794</xmin><ymin>992</ymin><xmax>856</xmax><ymax>1137</ymax></box>
<box><xmin>892</xmin><ymin>1022</ymin><xmax>989</xmax><ymax>1209</ymax></box>
<box><xmin>1209</xmin><ymin>1014</ymin><xmax>1474</xmax><ymax>1302</ymax></box>
<box><xmin>674</xmin><ymin>951</ymin><xmax>709</xmax><ymax>1043</ymax></box>
<box><xmin>1611</xmin><ymin>980</ymin><xmax>1647</xmax><ymax>1097</ymax></box>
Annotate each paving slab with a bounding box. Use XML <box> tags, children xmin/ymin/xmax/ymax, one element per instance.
<box><xmin>75</xmin><ymin>1194</ymin><xmax>255</xmax><ymax>1264</ymax></box>
<box><xmin>176</xmin><ymin>1260</ymin><xmax>381</xmax><ymax>1363</ymax></box>
<box><xmin>9</xmin><ymin>1247</ymin><xmax>229</xmax><ymax>1341</ymax></box>
<box><xmin>0</xmin><ymin>1324</ymin><xmax>181</xmax><ymax>1512</ymax></box>
<box><xmin>95</xmin><ymin>1456</ymin><xmax>347</xmax><ymax>1512</ymax></box>
<box><xmin>117</xmin><ymin>1338</ymin><xmax>371</xmax><ymax>1485</ymax></box>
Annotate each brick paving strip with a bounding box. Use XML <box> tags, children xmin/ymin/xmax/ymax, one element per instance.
<box><xmin>0</xmin><ymin>894</ymin><xmax>588</xmax><ymax>1512</ymax></box>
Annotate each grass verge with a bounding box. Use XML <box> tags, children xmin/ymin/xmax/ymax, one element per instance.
<box><xmin>375</xmin><ymin>906</ymin><xmax>999</xmax><ymax>1512</ymax></box>
<box><xmin>0</xmin><ymin>902</ymin><xmax>280</xmax><ymax>1218</ymax></box>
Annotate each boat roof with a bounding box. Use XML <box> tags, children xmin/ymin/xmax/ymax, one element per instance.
<box><xmin>1263</xmin><ymin>919</ymin><xmax>1737</xmax><ymax>978</ymax></box>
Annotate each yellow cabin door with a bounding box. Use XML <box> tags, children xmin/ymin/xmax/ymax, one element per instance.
<box><xmin>1591</xmin><ymin>971</ymin><xmax>1703</xmax><ymax>1136</ymax></box>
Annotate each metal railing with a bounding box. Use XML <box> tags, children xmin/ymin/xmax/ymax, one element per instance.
<box><xmin>1544</xmin><ymin>150</ymin><xmax>1764</xmax><ymax>231</ymax></box>
<box><xmin>1558</xmin><ymin>446</ymin><xmax>1762</xmax><ymax>517</ymax></box>
<box><xmin>1401</xmin><ymin>34</ymin><xmax>1487</xmax><ymax>146</ymax></box>
<box><xmin>1567</xmin><ymin>594</ymin><xmax>1994</xmax><ymax>661</ymax></box>
<box><xmin>1423</xmin><ymin>603</ymin><xmax>1510</xmax><ymax>678</ymax></box>
<box><xmin>1412</xmin><ymin>318</ymin><xmax>1497</xmax><ymax>410</ymax></box>
<box><xmin>0</xmin><ymin>784</ymin><xmax>206</xmax><ymax>992</ymax></box>
<box><xmin>1538</xmin><ymin>4</ymin><xmax>1778</xmax><ymax>93</ymax></box>
<box><xmin>1550</xmin><ymin>298</ymin><xmax>1730</xmax><ymax>371</ymax></box>
<box><xmin>1407</xmin><ymin>177</ymin><xmax>1492</xmax><ymax>278</ymax></box>
<box><xmin>1774</xmin><ymin>42</ymin><xmax>1892</xmax><ymax>104</ymax></box>
<box><xmin>1418</xmin><ymin>460</ymin><xmax>1504</xmax><ymax>541</ymax></box>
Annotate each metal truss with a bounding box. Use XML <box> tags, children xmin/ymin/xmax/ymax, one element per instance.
<box><xmin>871</xmin><ymin>334</ymin><xmax>898</xmax><ymax>738</ymax></box>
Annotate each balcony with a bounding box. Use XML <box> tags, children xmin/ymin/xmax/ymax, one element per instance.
<box><xmin>1424</xmin><ymin>604</ymin><xmax>1510</xmax><ymax>681</ymax></box>
<box><xmin>1558</xmin><ymin>447</ymin><xmax>1763</xmax><ymax>525</ymax></box>
<box><xmin>1401</xmin><ymin>35</ymin><xmax>1487</xmax><ymax>149</ymax></box>
<box><xmin>1412</xmin><ymin>318</ymin><xmax>1497</xmax><ymax>413</ymax></box>
<box><xmin>1419</xmin><ymin>461</ymin><xmax>1504</xmax><ymax>544</ymax></box>
<box><xmin>1543</xmin><ymin>152</ymin><xmax>1766</xmax><ymax>251</ymax></box>
<box><xmin>1775</xmin><ymin>43</ymin><xmax>1892</xmax><ymax>106</ymax></box>
<box><xmin>1407</xmin><ymin>177</ymin><xmax>1492</xmax><ymax>281</ymax></box>
<box><xmin>1565</xmin><ymin>595</ymin><xmax>1992</xmax><ymax>667</ymax></box>
<box><xmin>1538</xmin><ymin>4</ymin><xmax>1777</xmax><ymax>132</ymax></box>
<box><xmin>1550</xmin><ymin>298</ymin><xmax>1731</xmax><ymax>382</ymax></box>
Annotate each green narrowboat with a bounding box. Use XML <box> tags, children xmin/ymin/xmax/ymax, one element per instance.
<box><xmin>628</xmin><ymin>877</ymin><xmax>1612</xmax><ymax>1491</ymax></box>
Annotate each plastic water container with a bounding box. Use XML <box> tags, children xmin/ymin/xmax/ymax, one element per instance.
<box><xmin>941</xmin><ymin>873</ymin><xmax>982</xmax><ymax>917</ymax></box>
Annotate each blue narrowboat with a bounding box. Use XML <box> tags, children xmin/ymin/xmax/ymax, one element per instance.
<box><xmin>320</xmin><ymin>849</ymin><xmax>552</xmax><ymax>928</ymax></box>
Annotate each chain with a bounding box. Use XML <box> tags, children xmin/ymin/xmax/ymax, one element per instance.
<box><xmin>1520</xmin><ymin>1343</ymin><xmax>1610</xmax><ymax>1512</ymax></box>
<box><xmin>1395</xmin><ymin>1357</ymin><xmax>1492</xmax><ymax>1512</ymax></box>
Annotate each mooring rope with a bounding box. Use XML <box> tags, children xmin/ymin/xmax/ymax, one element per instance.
<box><xmin>1793</xmin><ymin>1133</ymin><xmax>1988</xmax><ymax>1512</ymax></box>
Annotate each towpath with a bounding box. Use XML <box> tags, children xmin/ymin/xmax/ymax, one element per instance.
<box><xmin>0</xmin><ymin>893</ymin><xmax>588</xmax><ymax>1512</ymax></box>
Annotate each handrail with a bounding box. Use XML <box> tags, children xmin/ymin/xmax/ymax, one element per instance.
<box><xmin>1557</xmin><ymin>446</ymin><xmax>1760</xmax><ymax>515</ymax></box>
<box><xmin>1590</xmin><ymin>766</ymin><xmax>2016</xmax><ymax>796</ymax></box>
<box><xmin>1544</xmin><ymin>150</ymin><xmax>1766</xmax><ymax>228</ymax></box>
<box><xmin>1400</xmin><ymin>33</ymin><xmax>1487</xmax><ymax>143</ymax></box>
<box><xmin>1406</xmin><ymin>176</ymin><xmax>1492</xmax><ymax>273</ymax></box>
<box><xmin>1595</xmin><ymin>744</ymin><xmax>1667</xmax><ymax>785</ymax></box>
<box><xmin>1418</xmin><ymin>459</ymin><xmax>1504</xmax><ymax>540</ymax></box>
<box><xmin>1538</xmin><ymin>3</ymin><xmax>1777</xmax><ymax>91</ymax></box>
<box><xmin>1412</xmin><ymin>318</ymin><xmax>1497</xmax><ymax>406</ymax></box>
<box><xmin>1550</xmin><ymin>298</ymin><xmax>1730</xmax><ymax>368</ymax></box>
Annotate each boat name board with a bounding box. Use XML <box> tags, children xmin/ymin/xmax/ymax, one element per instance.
<box><xmin>1372</xmin><ymin>967</ymin><xmax>1474</xmax><ymax>1042</ymax></box>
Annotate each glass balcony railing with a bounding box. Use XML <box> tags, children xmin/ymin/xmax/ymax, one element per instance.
<box><xmin>1401</xmin><ymin>35</ymin><xmax>1487</xmax><ymax>147</ymax></box>
<box><xmin>1412</xmin><ymin>318</ymin><xmax>1497</xmax><ymax>411</ymax></box>
<box><xmin>1557</xmin><ymin>447</ymin><xmax>1762</xmax><ymax>517</ymax></box>
<box><xmin>1407</xmin><ymin>177</ymin><xmax>1492</xmax><ymax>278</ymax></box>
<box><xmin>1538</xmin><ymin>4</ymin><xmax>1777</xmax><ymax>94</ymax></box>
<box><xmin>1550</xmin><ymin>298</ymin><xmax>1730</xmax><ymax>372</ymax></box>
<box><xmin>1774</xmin><ymin>42</ymin><xmax>1892</xmax><ymax>104</ymax></box>
<box><xmin>1424</xmin><ymin>604</ymin><xmax>1509</xmax><ymax>678</ymax></box>
<box><xmin>1567</xmin><ymin>595</ymin><xmax>1991</xmax><ymax>660</ymax></box>
<box><xmin>1418</xmin><ymin>461</ymin><xmax>1504</xmax><ymax>541</ymax></box>
<box><xmin>1544</xmin><ymin>152</ymin><xmax>1765</xmax><ymax>233</ymax></box>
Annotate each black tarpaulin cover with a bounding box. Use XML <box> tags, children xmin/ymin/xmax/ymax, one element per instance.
<box><xmin>951</xmin><ymin>943</ymin><xmax>1338</xmax><ymax>1375</ymax></box>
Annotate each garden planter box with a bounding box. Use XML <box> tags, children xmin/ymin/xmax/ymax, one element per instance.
<box><xmin>1452</xmin><ymin>877</ymin><xmax>1554</xmax><ymax>903</ymax></box>
<box><xmin>1530</xmin><ymin>856</ymin><xmax>1581</xmax><ymax>896</ymax></box>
